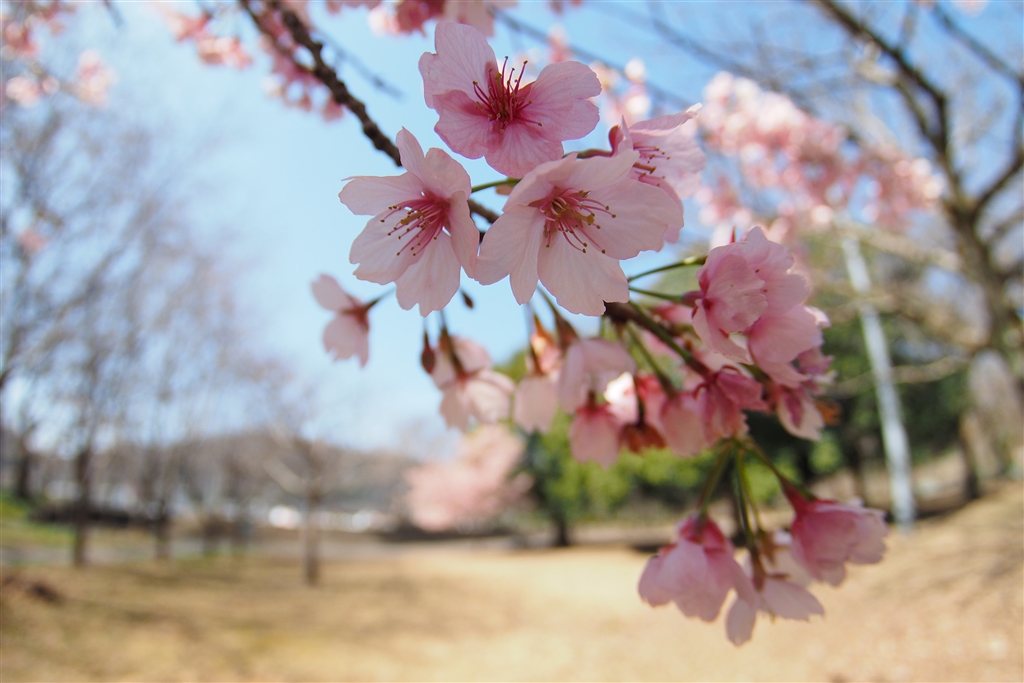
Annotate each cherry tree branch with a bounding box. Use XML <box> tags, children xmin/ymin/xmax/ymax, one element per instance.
<box><xmin>238</xmin><ymin>0</ymin><xmax>500</xmax><ymax>225</ymax></box>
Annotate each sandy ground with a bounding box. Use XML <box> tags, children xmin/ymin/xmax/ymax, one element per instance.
<box><xmin>1</xmin><ymin>483</ymin><xmax>1021</xmax><ymax>682</ymax></box>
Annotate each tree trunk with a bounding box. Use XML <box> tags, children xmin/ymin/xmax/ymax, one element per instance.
<box><xmin>552</xmin><ymin>514</ymin><xmax>571</xmax><ymax>548</ymax></box>
<box><xmin>304</xmin><ymin>488</ymin><xmax>322</xmax><ymax>586</ymax></box>
<box><xmin>154</xmin><ymin>504</ymin><xmax>171</xmax><ymax>561</ymax></box>
<box><xmin>841</xmin><ymin>235</ymin><xmax>916</xmax><ymax>530</ymax></box>
<box><xmin>14</xmin><ymin>437</ymin><xmax>34</xmax><ymax>501</ymax></box>
<box><xmin>72</xmin><ymin>446</ymin><xmax>92</xmax><ymax>568</ymax></box>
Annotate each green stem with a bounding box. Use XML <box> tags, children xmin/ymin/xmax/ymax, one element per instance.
<box><xmin>743</xmin><ymin>437</ymin><xmax>815</xmax><ymax>500</ymax></box>
<box><xmin>737</xmin><ymin>452</ymin><xmax>764</xmax><ymax>535</ymax></box>
<box><xmin>471</xmin><ymin>178</ymin><xmax>519</xmax><ymax>193</ymax></box>
<box><xmin>627</xmin><ymin>302</ymin><xmax>709</xmax><ymax>376</ymax></box>
<box><xmin>625</xmin><ymin>324</ymin><xmax>675</xmax><ymax>396</ymax></box>
<box><xmin>697</xmin><ymin>445</ymin><xmax>733</xmax><ymax>516</ymax></box>
<box><xmin>628</xmin><ymin>286</ymin><xmax>680</xmax><ymax>302</ymax></box>
<box><xmin>627</xmin><ymin>256</ymin><xmax>707</xmax><ymax>283</ymax></box>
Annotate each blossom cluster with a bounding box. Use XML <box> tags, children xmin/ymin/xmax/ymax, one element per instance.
<box><xmin>640</xmin><ymin>486</ymin><xmax>887</xmax><ymax>645</ymax></box>
<box><xmin>698</xmin><ymin>72</ymin><xmax>942</xmax><ymax>243</ymax></box>
<box><xmin>1</xmin><ymin>3</ymin><xmax>116</xmax><ymax>109</ymax></box>
<box><xmin>304</xmin><ymin>17</ymin><xmax>889</xmax><ymax>646</ymax></box>
<box><xmin>405</xmin><ymin>423</ymin><xmax>531</xmax><ymax>531</ymax></box>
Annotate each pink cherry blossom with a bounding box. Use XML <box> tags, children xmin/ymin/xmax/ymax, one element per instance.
<box><xmin>659</xmin><ymin>390</ymin><xmax>707</xmax><ymax>457</ymax></box>
<box><xmin>406</xmin><ymin>424</ymin><xmax>530</xmax><ymax>531</ymax></box>
<box><xmin>513</xmin><ymin>330</ymin><xmax>562</xmax><ymax>433</ymax></box>
<box><xmin>695</xmin><ymin>367</ymin><xmax>767</xmax><ymax>443</ymax></box>
<box><xmin>639</xmin><ymin>515</ymin><xmax>757</xmax><ymax>621</ymax></box>
<box><xmin>747</xmin><ymin>304</ymin><xmax>824</xmax><ymax>387</ymax></box>
<box><xmin>74</xmin><ymin>50</ymin><xmax>115</xmax><ymax>106</ymax></box>
<box><xmin>610</xmin><ymin>109</ymin><xmax>707</xmax><ymax>242</ymax></box>
<box><xmin>431</xmin><ymin>335</ymin><xmax>515</xmax><ymax>431</ymax></box>
<box><xmin>691</xmin><ymin>226</ymin><xmax>808</xmax><ymax>362</ymax></box>
<box><xmin>556</xmin><ymin>338</ymin><xmax>635</xmax><ymax>413</ymax></box>
<box><xmin>725</xmin><ymin>533</ymin><xmax>824</xmax><ymax>645</ymax></box>
<box><xmin>786</xmin><ymin>490</ymin><xmax>889</xmax><ymax>586</ymax></box>
<box><xmin>770</xmin><ymin>382</ymin><xmax>826</xmax><ymax>441</ymax></box>
<box><xmin>474</xmin><ymin>153</ymin><xmax>681</xmax><ymax>315</ymax></box>
<box><xmin>419</xmin><ymin>21</ymin><xmax>601</xmax><ymax>177</ymax></box>
<box><xmin>340</xmin><ymin>128</ymin><xmax>478</xmax><ymax>316</ymax></box>
<box><xmin>311</xmin><ymin>274</ymin><xmax>370</xmax><ymax>367</ymax></box>
<box><xmin>568</xmin><ymin>400</ymin><xmax>623</xmax><ymax>467</ymax></box>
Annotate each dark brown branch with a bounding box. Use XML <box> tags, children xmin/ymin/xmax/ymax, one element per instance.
<box><xmin>971</xmin><ymin>143</ymin><xmax>1024</xmax><ymax>222</ymax></box>
<box><xmin>240</xmin><ymin>0</ymin><xmax>499</xmax><ymax>225</ymax></box>
<box><xmin>810</xmin><ymin>0</ymin><xmax>952</xmax><ymax>178</ymax></box>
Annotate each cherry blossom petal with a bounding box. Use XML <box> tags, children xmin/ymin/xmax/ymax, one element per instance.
<box><xmin>311</xmin><ymin>273</ymin><xmax>358</xmax><ymax>311</ymax></box>
<box><xmin>525</xmin><ymin>60</ymin><xmax>602</xmax><ymax>140</ymax></box>
<box><xmin>339</xmin><ymin>173</ymin><xmax>424</xmax><ymax>216</ymax></box>
<box><xmin>537</xmin><ymin>239</ymin><xmax>629</xmax><ymax>315</ymax></box>
<box><xmin>419</xmin><ymin>21</ymin><xmax>495</xmax><ymax>108</ymax></box>
<box><xmin>514</xmin><ymin>374</ymin><xmax>558</xmax><ymax>432</ymax></box>
<box><xmin>394</xmin><ymin>232</ymin><xmax>461</xmax><ymax>315</ymax></box>
<box><xmin>323</xmin><ymin>315</ymin><xmax>369</xmax><ymax>366</ymax></box>
<box><xmin>475</xmin><ymin>205</ymin><xmax>545</xmax><ymax>303</ymax></box>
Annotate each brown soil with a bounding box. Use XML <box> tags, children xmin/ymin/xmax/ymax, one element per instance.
<box><xmin>1</xmin><ymin>483</ymin><xmax>1021</xmax><ymax>682</ymax></box>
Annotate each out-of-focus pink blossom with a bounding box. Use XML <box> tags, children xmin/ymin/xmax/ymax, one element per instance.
<box><xmin>639</xmin><ymin>515</ymin><xmax>757</xmax><ymax>621</ymax></box>
<box><xmin>16</xmin><ymin>229</ymin><xmax>48</xmax><ymax>254</ymax></box>
<box><xmin>156</xmin><ymin>7</ymin><xmax>210</xmax><ymax>41</ymax></box>
<box><xmin>696</xmin><ymin>367</ymin><xmax>767</xmax><ymax>443</ymax></box>
<box><xmin>725</xmin><ymin>532</ymin><xmax>824</xmax><ymax>645</ymax></box>
<box><xmin>659</xmin><ymin>390</ymin><xmax>707</xmax><ymax>457</ymax></box>
<box><xmin>419</xmin><ymin>21</ymin><xmax>600</xmax><ymax>177</ymax></box>
<box><xmin>568</xmin><ymin>399</ymin><xmax>623</xmax><ymax>467</ymax></box>
<box><xmin>196</xmin><ymin>35</ymin><xmax>252</xmax><ymax>69</ymax></box>
<box><xmin>475</xmin><ymin>152</ymin><xmax>681</xmax><ymax>315</ymax></box>
<box><xmin>74</xmin><ymin>50</ymin><xmax>115</xmax><ymax>106</ymax></box>
<box><xmin>405</xmin><ymin>424</ymin><xmax>530</xmax><ymax>531</ymax></box>
<box><xmin>786</xmin><ymin>489</ymin><xmax>889</xmax><ymax>586</ymax></box>
<box><xmin>311</xmin><ymin>274</ymin><xmax>371</xmax><ymax>367</ymax></box>
<box><xmin>4</xmin><ymin>76</ymin><xmax>43</xmax><ymax>106</ymax></box>
<box><xmin>513</xmin><ymin>329</ymin><xmax>562</xmax><ymax>433</ymax></box>
<box><xmin>325</xmin><ymin>0</ymin><xmax>382</xmax><ymax>13</ymax></box>
<box><xmin>431</xmin><ymin>335</ymin><xmax>515</xmax><ymax>431</ymax></box>
<box><xmin>557</xmin><ymin>337</ymin><xmax>635</xmax><ymax>413</ymax></box>
<box><xmin>340</xmin><ymin>128</ymin><xmax>478</xmax><ymax>316</ymax></box>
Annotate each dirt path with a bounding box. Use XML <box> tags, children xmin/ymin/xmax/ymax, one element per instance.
<box><xmin>2</xmin><ymin>483</ymin><xmax>1021</xmax><ymax>682</ymax></box>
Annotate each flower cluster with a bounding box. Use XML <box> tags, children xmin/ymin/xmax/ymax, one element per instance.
<box><xmin>639</xmin><ymin>485</ymin><xmax>887</xmax><ymax>645</ymax></box>
<box><xmin>698</xmin><ymin>72</ymin><xmax>942</xmax><ymax>241</ymax></box>
<box><xmin>312</xmin><ymin>18</ymin><xmax>889</xmax><ymax>646</ymax></box>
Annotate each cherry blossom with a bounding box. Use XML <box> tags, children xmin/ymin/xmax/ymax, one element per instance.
<box><xmin>725</xmin><ymin>533</ymin><xmax>824</xmax><ymax>645</ymax></box>
<box><xmin>786</xmin><ymin>488</ymin><xmax>889</xmax><ymax>586</ymax></box>
<box><xmin>474</xmin><ymin>152</ymin><xmax>681</xmax><ymax>315</ymax></box>
<box><xmin>568</xmin><ymin>399</ymin><xmax>623</xmax><ymax>467</ymax></box>
<box><xmin>556</xmin><ymin>337</ymin><xmax>635</xmax><ymax>413</ymax></box>
<box><xmin>609</xmin><ymin>109</ymin><xmax>707</xmax><ymax>242</ymax></box>
<box><xmin>513</xmin><ymin>329</ymin><xmax>562</xmax><ymax>433</ymax></box>
<box><xmin>73</xmin><ymin>50</ymin><xmax>115</xmax><ymax>106</ymax></box>
<box><xmin>659</xmin><ymin>390</ymin><xmax>708</xmax><ymax>457</ymax></box>
<box><xmin>695</xmin><ymin>367</ymin><xmax>767</xmax><ymax>443</ymax></box>
<box><xmin>405</xmin><ymin>424</ymin><xmax>530</xmax><ymax>531</ymax></box>
<box><xmin>340</xmin><ymin>128</ymin><xmax>478</xmax><ymax>316</ymax></box>
<box><xmin>690</xmin><ymin>226</ymin><xmax>809</xmax><ymax>362</ymax></box>
<box><xmin>639</xmin><ymin>515</ymin><xmax>757</xmax><ymax>621</ymax></box>
<box><xmin>419</xmin><ymin>21</ymin><xmax>601</xmax><ymax>177</ymax></box>
<box><xmin>311</xmin><ymin>274</ymin><xmax>371</xmax><ymax>367</ymax></box>
<box><xmin>430</xmin><ymin>335</ymin><xmax>515</xmax><ymax>431</ymax></box>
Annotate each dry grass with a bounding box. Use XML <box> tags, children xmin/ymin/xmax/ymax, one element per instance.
<box><xmin>1</xmin><ymin>483</ymin><xmax>1021</xmax><ymax>682</ymax></box>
